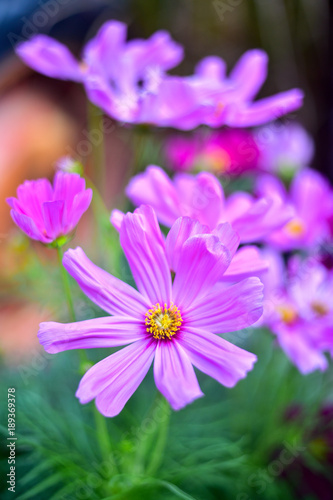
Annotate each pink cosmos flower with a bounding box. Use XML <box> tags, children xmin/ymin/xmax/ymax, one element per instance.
<box><xmin>125</xmin><ymin>165</ymin><xmax>293</xmax><ymax>243</ymax></box>
<box><xmin>176</xmin><ymin>50</ymin><xmax>304</xmax><ymax>129</ymax></box>
<box><xmin>260</xmin><ymin>251</ymin><xmax>333</xmax><ymax>374</ymax></box>
<box><xmin>256</xmin><ymin>169</ymin><xmax>333</xmax><ymax>251</ymax></box>
<box><xmin>38</xmin><ymin>206</ymin><xmax>263</xmax><ymax>417</ymax></box>
<box><xmin>16</xmin><ymin>22</ymin><xmax>303</xmax><ymax>129</ymax></box>
<box><xmin>254</xmin><ymin>122</ymin><xmax>314</xmax><ymax>175</ymax></box>
<box><xmin>7</xmin><ymin>172</ymin><xmax>92</xmax><ymax>244</ymax></box>
<box><xmin>165</xmin><ymin>129</ymin><xmax>260</xmax><ymax>174</ymax></box>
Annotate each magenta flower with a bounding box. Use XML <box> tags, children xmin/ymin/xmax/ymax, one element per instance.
<box><xmin>260</xmin><ymin>251</ymin><xmax>333</xmax><ymax>374</ymax></box>
<box><xmin>254</xmin><ymin>122</ymin><xmax>314</xmax><ymax>175</ymax></box>
<box><xmin>7</xmin><ymin>172</ymin><xmax>92</xmax><ymax>245</ymax></box>
<box><xmin>165</xmin><ymin>129</ymin><xmax>260</xmax><ymax>174</ymax></box>
<box><xmin>256</xmin><ymin>169</ymin><xmax>333</xmax><ymax>251</ymax></box>
<box><xmin>125</xmin><ymin>165</ymin><xmax>293</xmax><ymax>243</ymax></box>
<box><xmin>38</xmin><ymin>206</ymin><xmax>263</xmax><ymax>416</ymax></box>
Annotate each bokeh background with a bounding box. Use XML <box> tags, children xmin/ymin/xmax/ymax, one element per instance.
<box><xmin>1</xmin><ymin>1</ymin><xmax>333</xmax><ymax>499</ymax></box>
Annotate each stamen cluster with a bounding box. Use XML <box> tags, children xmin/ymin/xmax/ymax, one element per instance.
<box><xmin>145</xmin><ymin>303</ymin><xmax>183</xmax><ymax>340</ymax></box>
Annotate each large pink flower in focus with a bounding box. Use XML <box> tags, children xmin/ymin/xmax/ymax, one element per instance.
<box><xmin>7</xmin><ymin>172</ymin><xmax>92</xmax><ymax>244</ymax></box>
<box><xmin>38</xmin><ymin>206</ymin><xmax>263</xmax><ymax>417</ymax></box>
<box><xmin>125</xmin><ymin>166</ymin><xmax>293</xmax><ymax>243</ymax></box>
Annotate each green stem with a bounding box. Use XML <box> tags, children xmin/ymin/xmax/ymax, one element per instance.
<box><xmin>56</xmin><ymin>246</ymin><xmax>89</xmax><ymax>371</ymax></box>
<box><xmin>56</xmin><ymin>246</ymin><xmax>75</xmax><ymax>321</ymax></box>
<box><xmin>146</xmin><ymin>395</ymin><xmax>171</xmax><ymax>476</ymax></box>
<box><xmin>93</xmin><ymin>405</ymin><xmax>117</xmax><ymax>469</ymax></box>
<box><xmin>87</xmin><ymin>100</ymin><xmax>105</xmax><ymax>193</ymax></box>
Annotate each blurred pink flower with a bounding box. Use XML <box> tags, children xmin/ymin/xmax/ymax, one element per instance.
<box><xmin>254</xmin><ymin>122</ymin><xmax>314</xmax><ymax>175</ymax></box>
<box><xmin>260</xmin><ymin>251</ymin><xmax>333</xmax><ymax>374</ymax></box>
<box><xmin>38</xmin><ymin>206</ymin><xmax>263</xmax><ymax>416</ymax></box>
<box><xmin>7</xmin><ymin>172</ymin><xmax>92</xmax><ymax>245</ymax></box>
<box><xmin>125</xmin><ymin>166</ymin><xmax>293</xmax><ymax>243</ymax></box>
<box><xmin>16</xmin><ymin>23</ymin><xmax>303</xmax><ymax>129</ymax></box>
<box><xmin>165</xmin><ymin>129</ymin><xmax>260</xmax><ymax>174</ymax></box>
<box><xmin>257</xmin><ymin>169</ymin><xmax>333</xmax><ymax>251</ymax></box>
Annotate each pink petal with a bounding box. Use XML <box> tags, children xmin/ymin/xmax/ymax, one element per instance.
<box><xmin>174</xmin><ymin>172</ymin><xmax>225</xmax><ymax>229</ymax></box>
<box><xmin>185</xmin><ymin>278</ymin><xmax>263</xmax><ymax>333</ymax></box>
<box><xmin>212</xmin><ymin>222</ymin><xmax>240</xmax><ymax>258</ymax></box>
<box><xmin>179</xmin><ymin>327</ymin><xmax>257</xmax><ymax>388</ymax></box>
<box><xmin>126</xmin><ymin>166</ymin><xmax>181</xmax><ymax>227</ymax></box>
<box><xmin>10</xmin><ymin>210</ymin><xmax>50</xmax><ymax>243</ymax></box>
<box><xmin>38</xmin><ymin>316</ymin><xmax>147</xmax><ymax>353</ymax></box>
<box><xmin>172</xmin><ymin>234</ymin><xmax>231</xmax><ymax>310</ymax></box>
<box><xmin>165</xmin><ymin>216</ymin><xmax>210</xmax><ymax>273</ymax></box>
<box><xmin>225</xmin><ymin>89</ymin><xmax>304</xmax><ymax>127</ymax></box>
<box><xmin>229</xmin><ymin>49</ymin><xmax>268</xmax><ymax>101</ymax></box>
<box><xmin>42</xmin><ymin>200</ymin><xmax>64</xmax><ymax>240</ymax></box>
<box><xmin>76</xmin><ymin>339</ymin><xmax>156</xmax><ymax>417</ymax></box>
<box><xmin>154</xmin><ymin>339</ymin><xmax>203</xmax><ymax>410</ymax></box>
<box><xmin>223</xmin><ymin>246</ymin><xmax>268</xmax><ymax>282</ymax></box>
<box><xmin>16</xmin><ymin>35</ymin><xmax>83</xmax><ymax>81</ymax></box>
<box><xmin>110</xmin><ymin>209</ymin><xmax>125</xmax><ymax>231</ymax></box>
<box><xmin>63</xmin><ymin>247</ymin><xmax>150</xmax><ymax>317</ymax></box>
<box><xmin>120</xmin><ymin>206</ymin><xmax>172</xmax><ymax>305</ymax></box>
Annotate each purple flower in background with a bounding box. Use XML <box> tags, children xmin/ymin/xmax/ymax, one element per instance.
<box><xmin>38</xmin><ymin>206</ymin><xmax>263</xmax><ymax>417</ymax></box>
<box><xmin>125</xmin><ymin>165</ymin><xmax>293</xmax><ymax>243</ymax></box>
<box><xmin>257</xmin><ymin>169</ymin><xmax>333</xmax><ymax>251</ymax></box>
<box><xmin>254</xmin><ymin>122</ymin><xmax>314</xmax><ymax>175</ymax></box>
<box><xmin>16</xmin><ymin>20</ymin><xmax>184</xmax><ymax>125</ymax></box>
<box><xmin>178</xmin><ymin>50</ymin><xmax>304</xmax><ymax>129</ymax></box>
<box><xmin>7</xmin><ymin>172</ymin><xmax>92</xmax><ymax>245</ymax></box>
<box><xmin>16</xmin><ymin>23</ymin><xmax>303</xmax><ymax>129</ymax></box>
<box><xmin>260</xmin><ymin>251</ymin><xmax>333</xmax><ymax>374</ymax></box>
<box><xmin>165</xmin><ymin>129</ymin><xmax>260</xmax><ymax>174</ymax></box>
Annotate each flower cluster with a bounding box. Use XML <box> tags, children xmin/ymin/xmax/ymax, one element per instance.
<box><xmin>8</xmin><ymin>18</ymin><xmax>333</xmax><ymax>419</ymax></box>
<box><xmin>16</xmin><ymin>21</ymin><xmax>303</xmax><ymax>129</ymax></box>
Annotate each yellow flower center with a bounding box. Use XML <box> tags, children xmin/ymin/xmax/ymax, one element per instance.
<box><xmin>145</xmin><ymin>303</ymin><xmax>183</xmax><ymax>340</ymax></box>
<box><xmin>278</xmin><ymin>305</ymin><xmax>298</xmax><ymax>324</ymax></box>
<box><xmin>286</xmin><ymin>219</ymin><xmax>305</xmax><ymax>236</ymax></box>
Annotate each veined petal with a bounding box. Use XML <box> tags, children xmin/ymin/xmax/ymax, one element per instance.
<box><xmin>126</xmin><ymin>166</ymin><xmax>181</xmax><ymax>227</ymax></box>
<box><xmin>42</xmin><ymin>200</ymin><xmax>64</xmax><ymax>240</ymax></box>
<box><xmin>172</xmin><ymin>234</ymin><xmax>231</xmax><ymax>310</ymax></box>
<box><xmin>154</xmin><ymin>340</ymin><xmax>203</xmax><ymax>410</ymax></box>
<box><xmin>16</xmin><ymin>35</ymin><xmax>83</xmax><ymax>81</ymax></box>
<box><xmin>174</xmin><ymin>172</ymin><xmax>225</xmax><ymax>229</ymax></box>
<box><xmin>212</xmin><ymin>222</ymin><xmax>240</xmax><ymax>258</ymax></box>
<box><xmin>38</xmin><ymin>316</ymin><xmax>146</xmax><ymax>353</ymax></box>
<box><xmin>120</xmin><ymin>206</ymin><xmax>172</xmax><ymax>304</ymax></box>
<box><xmin>223</xmin><ymin>246</ymin><xmax>269</xmax><ymax>282</ymax></box>
<box><xmin>185</xmin><ymin>278</ymin><xmax>263</xmax><ymax>333</ymax></box>
<box><xmin>63</xmin><ymin>247</ymin><xmax>150</xmax><ymax>317</ymax></box>
<box><xmin>76</xmin><ymin>339</ymin><xmax>156</xmax><ymax>417</ymax></box>
<box><xmin>165</xmin><ymin>217</ymin><xmax>210</xmax><ymax>272</ymax></box>
<box><xmin>179</xmin><ymin>327</ymin><xmax>257</xmax><ymax>387</ymax></box>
